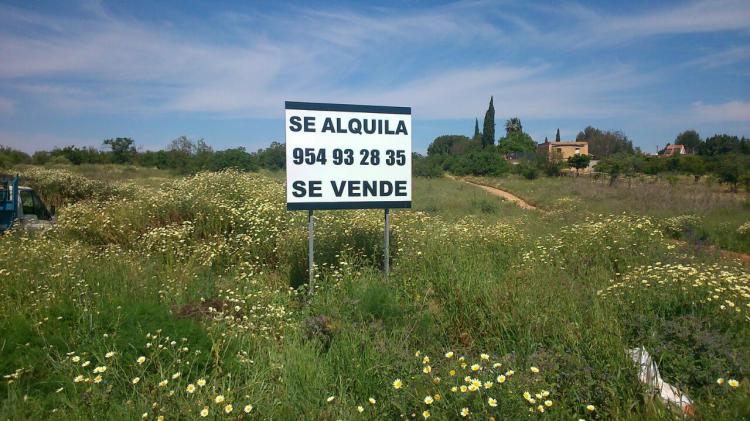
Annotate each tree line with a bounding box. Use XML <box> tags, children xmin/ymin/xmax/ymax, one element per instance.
<box><xmin>415</xmin><ymin>97</ymin><xmax>633</xmax><ymax>179</ymax></box>
<box><xmin>415</xmin><ymin>97</ymin><xmax>749</xmax><ymax>191</ymax></box>
<box><xmin>0</xmin><ymin>136</ymin><xmax>286</xmax><ymax>173</ymax></box>
<box><xmin>596</xmin><ymin>132</ymin><xmax>750</xmax><ymax>191</ymax></box>
<box><xmin>414</xmin><ymin>97</ymin><xmax>540</xmax><ymax>178</ymax></box>
<box><xmin>2</xmin><ymin>100</ymin><xmax>748</xmax><ymax>192</ymax></box>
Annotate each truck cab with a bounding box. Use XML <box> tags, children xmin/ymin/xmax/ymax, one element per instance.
<box><xmin>0</xmin><ymin>175</ymin><xmax>55</xmax><ymax>233</ymax></box>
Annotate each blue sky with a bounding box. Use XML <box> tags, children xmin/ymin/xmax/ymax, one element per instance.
<box><xmin>0</xmin><ymin>0</ymin><xmax>748</xmax><ymax>154</ymax></box>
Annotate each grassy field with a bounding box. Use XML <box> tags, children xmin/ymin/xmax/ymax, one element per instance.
<box><xmin>1</xmin><ymin>167</ymin><xmax>748</xmax><ymax>420</ymax></box>
<box><xmin>464</xmin><ymin>174</ymin><xmax>750</xmax><ymax>254</ymax></box>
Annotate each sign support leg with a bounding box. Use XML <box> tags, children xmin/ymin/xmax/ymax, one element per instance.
<box><xmin>308</xmin><ymin>209</ymin><xmax>314</xmax><ymax>294</ymax></box>
<box><xmin>384</xmin><ymin>208</ymin><xmax>390</xmax><ymax>277</ymax></box>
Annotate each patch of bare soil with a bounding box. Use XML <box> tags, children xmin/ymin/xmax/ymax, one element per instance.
<box><xmin>673</xmin><ymin>240</ymin><xmax>750</xmax><ymax>270</ymax></box>
<box><xmin>175</xmin><ymin>298</ymin><xmax>229</xmax><ymax>320</ymax></box>
<box><xmin>447</xmin><ymin>174</ymin><xmax>538</xmax><ymax>210</ymax></box>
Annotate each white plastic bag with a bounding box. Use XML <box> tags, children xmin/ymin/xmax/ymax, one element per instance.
<box><xmin>628</xmin><ymin>346</ymin><xmax>694</xmax><ymax>416</ymax></box>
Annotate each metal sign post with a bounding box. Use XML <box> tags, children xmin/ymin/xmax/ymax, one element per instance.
<box><xmin>384</xmin><ymin>208</ymin><xmax>390</xmax><ymax>277</ymax></box>
<box><xmin>308</xmin><ymin>210</ymin><xmax>314</xmax><ymax>293</ymax></box>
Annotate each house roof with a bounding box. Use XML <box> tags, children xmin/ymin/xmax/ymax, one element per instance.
<box><xmin>539</xmin><ymin>141</ymin><xmax>588</xmax><ymax>147</ymax></box>
<box><xmin>659</xmin><ymin>144</ymin><xmax>686</xmax><ymax>156</ymax></box>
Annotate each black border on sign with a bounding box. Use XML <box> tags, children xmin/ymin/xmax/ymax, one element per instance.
<box><xmin>287</xmin><ymin>201</ymin><xmax>411</xmax><ymax>210</ymax></box>
<box><xmin>285</xmin><ymin>101</ymin><xmax>411</xmax><ymax>115</ymax></box>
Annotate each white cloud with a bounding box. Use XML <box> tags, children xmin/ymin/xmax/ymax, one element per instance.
<box><xmin>537</xmin><ymin>0</ymin><xmax>750</xmax><ymax>48</ymax></box>
<box><xmin>605</xmin><ymin>0</ymin><xmax>750</xmax><ymax>36</ymax></box>
<box><xmin>685</xmin><ymin>46</ymin><xmax>750</xmax><ymax>69</ymax></box>
<box><xmin>692</xmin><ymin>100</ymin><xmax>750</xmax><ymax>122</ymax></box>
<box><xmin>340</xmin><ymin>64</ymin><xmax>646</xmax><ymax>119</ymax></box>
<box><xmin>0</xmin><ymin>0</ymin><xmax>746</xmax><ymax>125</ymax></box>
<box><xmin>0</xmin><ymin>2</ymin><xmax>653</xmax><ymax>121</ymax></box>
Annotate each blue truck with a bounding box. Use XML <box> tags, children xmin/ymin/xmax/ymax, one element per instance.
<box><xmin>0</xmin><ymin>174</ymin><xmax>54</xmax><ymax>233</ymax></box>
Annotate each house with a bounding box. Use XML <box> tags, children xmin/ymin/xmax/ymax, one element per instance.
<box><xmin>659</xmin><ymin>143</ymin><xmax>686</xmax><ymax>157</ymax></box>
<box><xmin>537</xmin><ymin>139</ymin><xmax>589</xmax><ymax>161</ymax></box>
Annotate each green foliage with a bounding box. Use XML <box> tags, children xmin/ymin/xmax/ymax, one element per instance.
<box><xmin>636</xmin><ymin>153</ymin><xmax>735</xmax><ymax>186</ymax></box>
<box><xmin>153</xmin><ymin>136</ymin><xmax>215</xmax><ymax>174</ymax></box>
<box><xmin>0</xmin><ymin>168</ymin><xmax>749</xmax><ymax>419</ymax></box>
<box><xmin>640</xmin><ymin>156</ymin><xmax>667</xmax><ymax>175</ymax></box>
<box><xmin>255</xmin><ymin>141</ymin><xmax>286</xmax><ymax>170</ymax></box>
<box><xmin>555</xmin><ymin>128</ymin><xmax>561</xmax><ymax>142</ymax></box>
<box><xmin>473</xmin><ymin>118</ymin><xmax>481</xmax><ymax>143</ymax></box>
<box><xmin>449</xmin><ymin>150</ymin><xmax>510</xmax><ymax>176</ymax></box>
<box><xmin>538</xmin><ymin>155</ymin><xmax>565</xmax><ymax>177</ymax></box>
<box><xmin>424</xmin><ymin>132</ymin><xmax>506</xmax><ymax>177</ymax></box>
<box><xmin>497</xmin><ymin>132</ymin><xmax>536</xmax><ymax>155</ymax></box>
<box><xmin>698</xmin><ymin>134</ymin><xmax>750</xmax><ymax>156</ymax></box>
<box><xmin>567</xmin><ymin>154</ymin><xmax>592</xmax><ymax>174</ymax></box>
<box><xmin>426</xmin><ymin>135</ymin><xmax>475</xmax><ymax>156</ymax></box>
<box><xmin>576</xmin><ymin>126</ymin><xmax>634</xmax><ymax>157</ymax></box>
<box><xmin>595</xmin><ymin>153</ymin><xmax>640</xmax><ymax>185</ymax></box>
<box><xmin>412</xmin><ymin>154</ymin><xmax>444</xmax><ymax>178</ymax></box>
<box><xmin>167</xmin><ymin>136</ymin><xmax>212</xmax><ymax>156</ymax></box>
<box><xmin>356</xmin><ymin>281</ymin><xmax>404</xmax><ymax>326</ymax></box>
<box><xmin>679</xmin><ymin>155</ymin><xmax>707</xmax><ymax>181</ymax></box>
<box><xmin>137</xmin><ymin>139</ymin><xmax>283</xmax><ymax>174</ymax></box>
<box><xmin>138</xmin><ymin>136</ymin><xmax>207</xmax><ymax>174</ymax></box>
<box><xmin>661</xmin><ymin>214</ymin><xmax>706</xmax><ymax>241</ymax></box>
<box><xmin>675</xmin><ymin>130</ymin><xmax>701</xmax><ymax>151</ymax></box>
<box><xmin>15</xmin><ymin>166</ymin><xmax>130</xmax><ymax>208</ymax></box>
<box><xmin>31</xmin><ymin>150</ymin><xmax>51</xmax><ymax>165</ymax></box>
<box><xmin>0</xmin><ymin>146</ymin><xmax>32</xmax><ymax>167</ymax></box>
<box><xmin>504</xmin><ymin>117</ymin><xmax>522</xmax><ymax>135</ymax></box>
<box><xmin>522</xmin><ymin>166</ymin><xmax>539</xmax><ymax>180</ymax></box>
<box><xmin>600</xmin><ymin>262</ymin><xmax>749</xmax><ymax>405</ymax></box>
<box><xmin>46</xmin><ymin>155</ymin><xmax>73</xmax><ymax>166</ymax></box>
<box><xmin>714</xmin><ymin>153</ymin><xmax>749</xmax><ymax>192</ymax></box>
<box><xmin>5</xmin><ymin>137</ymin><xmax>289</xmax><ymax>175</ymax></box>
<box><xmin>47</xmin><ymin>146</ymin><xmax>108</xmax><ymax>165</ymax></box>
<box><xmin>209</xmin><ymin>147</ymin><xmax>259</xmax><ymax>171</ymax></box>
<box><xmin>470</xmin><ymin>196</ymin><xmax>501</xmax><ymax>213</ymax></box>
<box><xmin>103</xmin><ymin>137</ymin><xmax>136</xmax><ymax>164</ymax></box>
<box><xmin>513</xmin><ymin>161</ymin><xmax>539</xmax><ymax>179</ymax></box>
<box><xmin>741</xmin><ymin>172</ymin><xmax>750</xmax><ymax>193</ymax></box>
<box><xmin>481</xmin><ymin>96</ymin><xmax>495</xmax><ymax>148</ymax></box>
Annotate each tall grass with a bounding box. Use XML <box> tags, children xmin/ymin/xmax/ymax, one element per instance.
<box><xmin>0</xmin><ymin>168</ymin><xmax>748</xmax><ymax>420</ymax></box>
<box><xmin>467</xmin><ymin>174</ymin><xmax>750</xmax><ymax>253</ymax></box>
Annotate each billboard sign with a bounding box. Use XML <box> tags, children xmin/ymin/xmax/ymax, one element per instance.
<box><xmin>285</xmin><ymin>101</ymin><xmax>412</xmax><ymax>210</ymax></box>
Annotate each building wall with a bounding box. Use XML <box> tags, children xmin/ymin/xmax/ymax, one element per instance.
<box><xmin>539</xmin><ymin>142</ymin><xmax>589</xmax><ymax>161</ymax></box>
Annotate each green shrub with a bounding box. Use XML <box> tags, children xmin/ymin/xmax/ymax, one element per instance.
<box><xmin>514</xmin><ymin>162</ymin><xmax>539</xmax><ymax>180</ymax></box>
<box><xmin>412</xmin><ymin>155</ymin><xmax>444</xmax><ymax>178</ymax></box>
<box><xmin>448</xmin><ymin>150</ymin><xmax>510</xmax><ymax>176</ymax></box>
<box><xmin>471</xmin><ymin>197</ymin><xmax>500</xmax><ymax>214</ymax></box>
<box><xmin>662</xmin><ymin>214</ymin><xmax>706</xmax><ymax>241</ymax></box>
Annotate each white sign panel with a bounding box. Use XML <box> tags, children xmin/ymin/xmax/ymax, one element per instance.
<box><xmin>285</xmin><ymin>102</ymin><xmax>412</xmax><ymax>210</ymax></box>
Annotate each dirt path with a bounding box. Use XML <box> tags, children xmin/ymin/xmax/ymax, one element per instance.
<box><xmin>672</xmin><ymin>240</ymin><xmax>750</xmax><ymax>270</ymax></box>
<box><xmin>447</xmin><ymin>174</ymin><xmax>750</xmax><ymax>269</ymax></box>
<box><xmin>717</xmin><ymin>248</ymin><xmax>750</xmax><ymax>269</ymax></box>
<box><xmin>446</xmin><ymin>174</ymin><xmax>538</xmax><ymax>210</ymax></box>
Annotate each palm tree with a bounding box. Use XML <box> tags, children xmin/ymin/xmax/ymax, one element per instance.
<box><xmin>505</xmin><ymin>117</ymin><xmax>522</xmax><ymax>135</ymax></box>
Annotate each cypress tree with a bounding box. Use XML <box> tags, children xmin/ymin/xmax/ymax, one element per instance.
<box><xmin>555</xmin><ymin>128</ymin><xmax>561</xmax><ymax>142</ymax></box>
<box><xmin>544</xmin><ymin>136</ymin><xmax>548</xmax><ymax>143</ymax></box>
<box><xmin>481</xmin><ymin>97</ymin><xmax>495</xmax><ymax>148</ymax></box>
<box><xmin>473</xmin><ymin>118</ymin><xmax>481</xmax><ymax>142</ymax></box>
